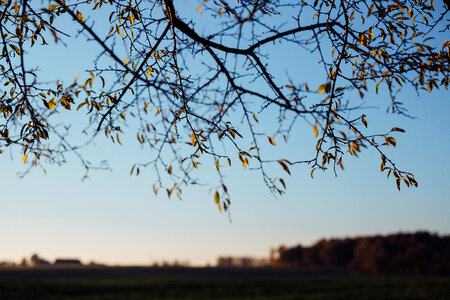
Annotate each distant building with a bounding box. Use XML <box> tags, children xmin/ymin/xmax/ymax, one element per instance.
<box><xmin>54</xmin><ymin>259</ymin><xmax>82</xmax><ymax>266</ymax></box>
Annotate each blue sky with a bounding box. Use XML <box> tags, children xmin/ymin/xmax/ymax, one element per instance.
<box><xmin>0</xmin><ymin>1</ymin><xmax>449</xmax><ymax>266</ymax></box>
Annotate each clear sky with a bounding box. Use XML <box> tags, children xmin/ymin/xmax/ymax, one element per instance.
<box><xmin>0</xmin><ymin>1</ymin><xmax>449</xmax><ymax>266</ymax></box>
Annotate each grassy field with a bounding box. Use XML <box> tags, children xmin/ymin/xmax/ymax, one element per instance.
<box><xmin>0</xmin><ymin>267</ymin><xmax>449</xmax><ymax>299</ymax></box>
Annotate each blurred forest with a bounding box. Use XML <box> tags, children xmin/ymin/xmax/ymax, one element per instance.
<box><xmin>271</xmin><ymin>232</ymin><xmax>450</xmax><ymax>276</ymax></box>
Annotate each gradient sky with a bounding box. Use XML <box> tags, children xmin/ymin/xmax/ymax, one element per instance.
<box><xmin>0</xmin><ymin>1</ymin><xmax>449</xmax><ymax>266</ymax></box>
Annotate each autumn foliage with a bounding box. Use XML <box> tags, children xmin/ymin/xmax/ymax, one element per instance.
<box><xmin>0</xmin><ymin>1</ymin><xmax>448</xmax><ymax>208</ymax></box>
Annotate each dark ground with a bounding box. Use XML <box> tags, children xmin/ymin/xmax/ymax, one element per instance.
<box><xmin>0</xmin><ymin>267</ymin><xmax>449</xmax><ymax>299</ymax></box>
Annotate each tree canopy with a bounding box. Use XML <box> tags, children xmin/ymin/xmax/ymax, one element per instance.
<box><xmin>0</xmin><ymin>0</ymin><xmax>449</xmax><ymax>211</ymax></box>
<box><xmin>272</xmin><ymin>231</ymin><xmax>450</xmax><ymax>276</ymax></box>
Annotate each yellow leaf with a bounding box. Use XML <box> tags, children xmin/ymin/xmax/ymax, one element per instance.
<box><xmin>375</xmin><ymin>80</ymin><xmax>382</xmax><ymax>94</ymax></box>
<box><xmin>146</xmin><ymin>67</ymin><xmax>153</xmax><ymax>78</ymax></box>
<box><xmin>22</xmin><ymin>154</ymin><xmax>27</xmax><ymax>164</ymax></box>
<box><xmin>192</xmin><ymin>161</ymin><xmax>198</xmax><ymax>169</ymax></box>
<box><xmin>60</xmin><ymin>98</ymin><xmax>72</xmax><ymax>110</ymax></box>
<box><xmin>48</xmin><ymin>98</ymin><xmax>56</xmax><ymax>109</ymax></box>
<box><xmin>120</xmin><ymin>112</ymin><xmax>125</xmax><ymax>119</ymax></box>
<box><xmin>76</xmin><ymin>102</ymin><xmax>87</xmax><ymax>111</ymax></box>
<box><xmin>48</xmin><ymin>4</ymin><xmax>58</xmax><ymax>11</ymax></box>
<box><xmin>84</xmin><ymin>77</ymin><xmax>93</xmax><ymax>88</ymax></box>
<box><xmin>196</xmin><ymin>5</ymin><xmax>201</xmax><ymax>12</ymax></box>
<box><xmin>116</xmin><ymin>133</ymin><xmax>122</xmax><ymax>144</ymax></box>
<box><xmin>267</xmin><ymin>136</ymin><xmax>276</xmax><ymax>146</ymax></box>
<box><xmin>318</xmin><ymin>84</ymin><xmax>325</xmax><ymax>94</ymax></box>
<box><xmin>129</xmin><ymin>13</ymin><xmax>134</xmax><ymax>24</ymax></box>
<box><xmin>227</xmin><ymin>158</ymin><xmax>231</xmax><ymax>166</ymax></box>
<box><xmin>387</xmin><ymin>137</ymin><xmax>396</xmax><ymax>147</ymax></box>
<box><xmin>253</xmin><ymin>113</ymin><xmax>258</xmax><ymax>122</ymax></box>
<box><xmin>123</xmin><ymin>57</ymin><xmax>128</xmax><ymax>65</ymax></box>
<box><xmin>168</xmin><ymin>166</ymin><xmax>173</xmax><ymax>174</ymax></box>
<box><xmin>219</xmin><ymin>8</ymin><xmax>222</xmax><ymax>16</ymax></box>
<box><xmin>338</xmin><ymin>158</ymin><xmax>344</xmax><ymax>170</ymax></box>
<box><xmin>242</xmin><ymin>158</ymin><xmax>248</xmax><ymax>169</ymax></box>
<box><xmin>313</xmin><ymin>122</ymin><xmax>318</xmax><ymax>137</ymax></box>
<box><xmin>76</xmin><ymin>11</ymin><xmax>84</xmax><ymax>22</ymax></box>
<box><xmin>214</xmin><ymin>191</ymin><xmax>220</xmax><ymax>204</ymax></box>
<box><xmin>216</xmin><ymin>160</ymin><xmax>220</xmax><ymax>171</ymax></box>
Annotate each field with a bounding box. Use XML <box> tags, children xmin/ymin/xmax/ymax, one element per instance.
<box><xmin>0</xmin><ymin>267</ymin><xmax>449</xmax><ymax>299</ymax></box>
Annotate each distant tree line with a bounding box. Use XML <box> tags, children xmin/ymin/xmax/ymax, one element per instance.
<box><xmin>216</xmin><ymin>257</ymin><xmax>269</xmax><ymax>268</ymax></box>
<box><xmin>0</xmin><ymin>254</ymin><xmax>83</xmax><ymax>268</ymax></box>
<box><xmin>271</xmin><ymin>232</ymin><xmax>450</xmax><ymax>276</ymax></box>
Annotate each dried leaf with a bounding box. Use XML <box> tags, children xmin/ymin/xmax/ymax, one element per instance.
<box><xmin>391</xmin><ymin>127</ymin><xmax>405</xmax><ymax>133</ymax></box>
<box><xmin>279</xmin><ymin>178</ymin><xmax>286</xmax><ymax>189</ymax></box>
<box><xmin>362</xmin><ymin>115</ymin><xmax>367</xmax><ymax>128</ymax></box>
<box><xmin>278</xmin><ymin>160</ymin><xmax>291</xmax><ymax>175</ymax></box>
